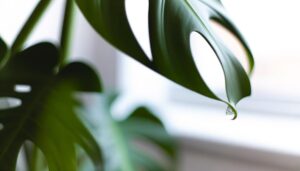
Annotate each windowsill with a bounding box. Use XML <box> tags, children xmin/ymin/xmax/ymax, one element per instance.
<box><xmin>160</xmin><ymin>101</ymin><xmax>300</xmax><ymax>169</ymax></box>
<box><xmin>162</xmin><ymin>101</ymin><xmax>300</xmax><ymax>155</ymax></box>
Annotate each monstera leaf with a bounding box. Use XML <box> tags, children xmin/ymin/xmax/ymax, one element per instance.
<box><xmin>76</xmin><ymin>0</ymin><xmax>254</xmax><ymax>118</ymax></box>
<box><xmin>0</xmin><ymin>43</ymin><xmax>103</xmax><ymax>171</ymax></box>
<box><xmin>83</xmin><ymin>94</ymin><xmax>176</xmax><ymax>171</ymax></box>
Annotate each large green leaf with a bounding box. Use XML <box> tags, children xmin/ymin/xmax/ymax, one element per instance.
<box><xmin>83</xmin><ymin>94</ymin><xmax>177</xmax><ymax>171</ymax></box>
<box><xmin>0</xmin><ymin>43</ymin><xmax>103</xmax><ymax>171</ymax></box>
<box><xmin>76</xmin><ymin>0</ymin><xmax>254</xmax><ymax>118</ymax></box>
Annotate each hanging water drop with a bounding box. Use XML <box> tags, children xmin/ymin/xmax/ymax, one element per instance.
<box><xmin>0</xmin><ymin>123</ymin><xmax>4</xmax><ymax>131</ymax></box>
<box><xmin>226</xmin><ymin>106</ymin><xmax>237</xmax><ymax>120</ymax></box>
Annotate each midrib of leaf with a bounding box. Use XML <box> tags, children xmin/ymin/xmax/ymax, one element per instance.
<box><xmin>154</xmin><ymin>0</ymin><xmax>168</xmax><ymax>71</ymax></box>
<box><xmin>183</xmin><ymin>1</ymin><xmax>200</xmax><ymax>24</ymax></box>
<box><xmin>184</xmin><ymin>0</ymin><xmax>215</xmax><ymax>41</ymax></box>
<box><xmin>183</xmin><ymin>0</ymin><xmax>225</xmax><ymax>94</ymax></box>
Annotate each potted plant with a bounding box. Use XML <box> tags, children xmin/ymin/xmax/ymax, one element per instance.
<box><xmin>0</xmin><ymin>0</ymin><xmax>253</xmax><ymax>170</ymax></box>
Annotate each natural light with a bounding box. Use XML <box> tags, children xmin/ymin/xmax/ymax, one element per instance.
<box><xmin>117</xmin><ymin>0</ymin><xmax>300</xmax><ymax>160</ymax></box>
<box><xmin>1</xmin><ymin>0</ymin><xmax>300</xmax><ymax>170</ymax></box>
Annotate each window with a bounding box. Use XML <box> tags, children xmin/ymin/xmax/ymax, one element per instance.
<box><xmin>116</xmin><ymin>0</ymin><xmax>300</xmax><ymax>157</ymax></box>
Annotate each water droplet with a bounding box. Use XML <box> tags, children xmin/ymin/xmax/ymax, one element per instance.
<box><xmin>0</xmin><ymin>123</ymin><xmax>3</xmax><ymax>130</ymax></box>
<box><xmin>226</xmin><ymin>106</ymin><xmax>237</xmax><ymax>120</ymax></box>
<box><xmin>226</xmin><ymin>106</ymin><xmax>234</xmax><ymax>115</ymax></box>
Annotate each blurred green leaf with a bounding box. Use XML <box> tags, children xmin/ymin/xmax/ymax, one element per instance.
<box><xmin>84</xmin><ymin>94</ymin><xmax>176</xmax><ymax>171</ymax></box>
<box><xmin>0</xmin><ymin>43</ymin><xmax>103</xmax><ymax>171</ymax></box>
<box><xmin>75</xmin><ymin>0</ymin><xmax>254</xmax><ymax>118</ymax></box>
<box><xmin>0</xmin><ymin>38</ymin><xmax>8</xmax><ymax>65</ymax></box>
<box><xmin>120</xmin><ymin>107</ymin><xmax>177</xmax><ymax>171</ymax></box>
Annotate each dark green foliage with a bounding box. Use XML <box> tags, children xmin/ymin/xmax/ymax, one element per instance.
<box><xmin>0</xmin><ymin>42</ymin><xmax>176</xmax><ymax>171</ymax></box>
<box><xmin>0</xmin><ymin>38</ymin><xmax>8</xmax><ymax>66</ymax></box>
<box><xmin>0</xmin><ymin>43</ymin><xmax>103</xmax><ymax>171</ymax></box>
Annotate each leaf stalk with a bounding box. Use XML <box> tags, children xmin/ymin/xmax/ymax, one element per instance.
<box><xmin>59</xmin><ymin>0</ymin><xmax>76</xmax><ymax>68</ymax></box>
<box><xmin>11</xmin><ymin>0</ymin><xmax>52</xmax><ymax>56</ymax></box>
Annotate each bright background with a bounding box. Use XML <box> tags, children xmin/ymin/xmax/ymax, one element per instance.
<box><xmin>1</xmin><ymin>0</ymin><xmax>300</xmax><ymax>170</ymax></box>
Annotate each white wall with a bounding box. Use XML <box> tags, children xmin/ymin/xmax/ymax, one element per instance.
<box><xmin>0</xmin><ymin>0</ymin><xmax>118</xmax><ymax>89</ymax></box>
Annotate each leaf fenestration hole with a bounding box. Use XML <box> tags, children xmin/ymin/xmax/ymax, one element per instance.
<box><xmin>125</xmin><ymin>0</ymin><xmax>152</xmax><ymax>60</ymax></box>
<box><xmin>190</xmin><ymin>32</ymin><xmax>226</xmax><ymax>99</ymax></box>
<box><xmin>0</xmin><ymin>97</ymin><xmax>22</xmax><ymax>110</ymax></box>
<box><xmin>209</xmin><ymin>20</ymin><xmax>250</xmax><ymax>72</ymax></box>
<box><xmin>14</xmin><ymin>84</ymin><xmax>31</xmax><ymax>93</ymax></box>
<box><xmin>18</xmin><ymin>141</ymin><xmax>48</xmax><ymax>170</ymax></box>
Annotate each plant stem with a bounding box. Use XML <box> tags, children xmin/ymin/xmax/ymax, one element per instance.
<box><xmin>59</xmin><ymin>0</ymin><xmax>75</xmax><ymax>68</ymax></box>
<box><xmin>11</xmin><ymin>0</ymin><xmax>51</xmax><ymax>56</ymax></box>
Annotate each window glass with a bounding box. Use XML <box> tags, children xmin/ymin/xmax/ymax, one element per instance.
<box><xmin>118</xmin><ymin>0</ymin><xmax>300</xmax><ymax>116</ymax></box>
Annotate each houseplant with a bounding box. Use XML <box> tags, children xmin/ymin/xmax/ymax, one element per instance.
<box><xmin>0</xmin><ymin>0</ymin><xmax>254</xmax><ymax>170</ymax></box>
